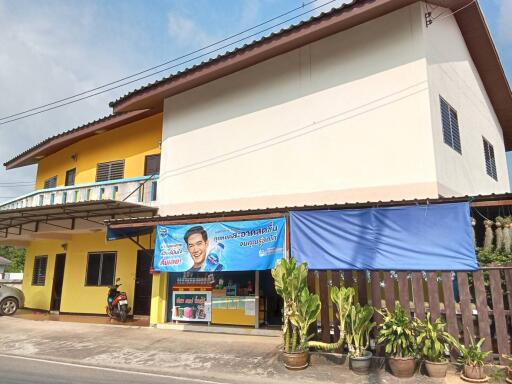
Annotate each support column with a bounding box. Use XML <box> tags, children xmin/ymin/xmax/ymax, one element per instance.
<box><xmin>150</xmin><ymin>272</ymin><xmax>168</xmax><ymax>325</ymax></box>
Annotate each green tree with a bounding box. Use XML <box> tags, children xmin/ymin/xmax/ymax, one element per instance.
<box><xmin>0</xmin><ymin>246</ymin><xmax>26</xmax><ymax>273</ymax></box>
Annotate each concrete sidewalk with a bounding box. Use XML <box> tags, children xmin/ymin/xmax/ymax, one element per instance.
<box><xmin>0</xmin><ymin>316</ymin><xmax>466</xmax><ymax>384</ymax></box>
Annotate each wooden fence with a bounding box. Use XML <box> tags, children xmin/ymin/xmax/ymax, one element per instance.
<box><xmin>308</xmin><ymin>264</ymin><xmax>512</xmax><ymax>364</ymax></box>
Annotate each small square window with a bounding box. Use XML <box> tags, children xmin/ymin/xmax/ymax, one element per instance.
<box><xmin>440</xmin><ymin>96</ymin><xmax>461</xmax><ymax>154</ymax></box>
<box><xmin>85</xmin><ymin>252</ymin><xmax>116</xmax><ymax>286</ymax></box>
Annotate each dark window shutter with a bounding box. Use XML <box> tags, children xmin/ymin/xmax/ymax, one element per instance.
<box><xmin>440</xmin><ymin>96</ymin><xmax>461</xmax><ymax>154</ymax></box>
<box><xmin>86</xmin><ymin>253</ymin><xmax>101</xmax><ymax>285</ymax></box>
<box><xmin>100</xmin><ymin>253</ymin><xmax>116</xmax><ymax>286</ymax></box>
<box><xmin>32</xmin><ymin>256</ymin><xmax>47</xmax><ymax>285</ymax></box>
<box><xmin>44</xmin><ymin>176</ymin><xmax>57</xmax><ymax>189</ymax></box>
<box><xmin>144</xmin><ymin>154</ymin><xmax>161</xmax><ymax>176</ymax></box>
<box><xmin>96</xmin><ymin>161</ymin><xmax>124</xmax><ymax>182</ymax></box>
<box><xmin>483</xmin><ymin>138</ymin><xmax>497</xmax><ymax>181</ymax></box>
<box><xmin>65</xmin><ymin>168</ymin><xmax>76</xmax><ymax>186</ymax></box>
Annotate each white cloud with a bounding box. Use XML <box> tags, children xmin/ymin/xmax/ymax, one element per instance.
<box><xmin>167</xmin><ymin>11</ymin><xmax>213</xmax><ymax>49</ymax></box>
<box><xmin>0</xmin><ymin>1</ymin><xmax>155</xmax><ymax>202</ymax></box>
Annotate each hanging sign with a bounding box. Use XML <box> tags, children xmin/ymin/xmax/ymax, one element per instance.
<box><xmin>172</xmin><ymin>291</ymin><xmax>212</xmax><ymax>322</ymax></box>
<box><xmin>154</xmin><ymin>217</ymin><xmax>286</xmax><ymax>272</ymax></box>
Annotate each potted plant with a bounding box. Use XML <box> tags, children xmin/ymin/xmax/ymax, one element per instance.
<box><xmin>378</xmin><ymin>302</ymin><xmax>417</xmax><ymax>378</ymax></box>
<box><xmin>457</xmin><ymin>336</ymin><xmax>490</xmax><ymax>382</ymax></box>
<box><xmin>414</xmin><ymin>313</ymin><xmax>457</xmax><ymax>378</ymax></box>
<box><xmin>272</xmin><ymin>258</ymin><xmax>352</xmax><ymax>369</ymax></box>
<box><xmin>272</xmin><ymin>257</ymin><xmax>312</xmax><ymax>370</ymax></box>
<box><xmin>345</xmin><ymin>303</ymin><xmax>376</xmax><ymax>375</ymax></box>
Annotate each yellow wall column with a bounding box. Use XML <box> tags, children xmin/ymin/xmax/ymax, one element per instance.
<box><xmin>150</xmin><ymin>272</ymin><xmax>168</xmax><ymax>325</ymax></box>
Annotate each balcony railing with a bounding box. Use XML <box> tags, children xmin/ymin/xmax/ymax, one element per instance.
<box><xmin>0</xmin><ymin>176</ymin><xmax>158</xmax><ymax>211</ymax></box>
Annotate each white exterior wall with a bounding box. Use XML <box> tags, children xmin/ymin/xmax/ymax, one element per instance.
<box><xmin>160</xmin><ymin>3</ymin><xmax>438</xmax><ymax>215</ymax></box>
<box><xmin>424</xmin><ymin>8</ymin><xmax>510</xmax><ymax>196</ymax></box>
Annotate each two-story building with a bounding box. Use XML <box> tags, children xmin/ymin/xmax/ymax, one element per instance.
<box><xmin>0</xmin><ymin>111</ymin><xmax>162</xmax><ymax>316</ymax></box>
<box><xmin>106</xmin><ymin>0</ymin><xmax>512</xmax><ymax>326</ymax></box>
<box><xmin>1</xmin><ymin>0</ymin><xmax>511</xmax><ymax>326</ymax></box>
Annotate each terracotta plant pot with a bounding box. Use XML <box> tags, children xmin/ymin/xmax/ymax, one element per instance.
<box><xmin>282</xmin><ymin>350</ymin><xmax>309</xmax><ymax>370</ymax></box>
<box><xmin>424</xmin><ymin>360</ymin><xmax>449</xmax><ymax>378</ymax></box>
<box><xmin>388</xmin><ymin>356</ymin><xmax>416</xmax><ymax>378</ymax></box>
<box><xmin>349</xmin><ymin>351</ymin><xmax>372</xmax><ymax>375</ymax></box>
<box><xmin>463</xmin><ymin>365</ymin><xmax>486</xmax><ymax>381</ymax></box>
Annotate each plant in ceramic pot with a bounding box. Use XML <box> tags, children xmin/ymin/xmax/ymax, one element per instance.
<box><xmin>414</xmin><ymin>313</ymin><xmax>457</xmax><ymax>378</ymax></box>
<box><xmin>457</xmin><ymin>336</ymin><xmax>490</xmax><ymax>382</ymax></box>
<box><xmin>377</xmin><ymin>302</ymin><xmax>417</xmax><ymax>378</ymax></box>
<box><xmin>272</xmin><ymin>259</ymin><xmax>352</xmax><ymax>369</ymax></box>
<box><xmin>345</xmin><ymin>303</ymin><xmax>376</xmax><ymax>375</ymax></box>
<box><xmin>272</xmin><ymin>257</ymin><xmax>311</xmax><ymax>369</ymax></box>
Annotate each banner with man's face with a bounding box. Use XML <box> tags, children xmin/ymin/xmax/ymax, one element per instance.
<box><xmin>154</xmin><ymin>217</ymin><xmax>286</xmax><ymax>272</ymax></box>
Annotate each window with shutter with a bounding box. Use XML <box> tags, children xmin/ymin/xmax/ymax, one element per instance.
<box><xmin>85</xmin><ymin>252</ymin><xmax>116</xmax><ymax>286</ymax></box>
<box><xmin>440</xmin><ymin>96</ymin><xmax>461</xmax><ymax>154</ymax></box>
<box><xmin>144</xmin><ymin>154</ymin><xmax>161</xmax><ymax>176</ymax></box>
<box><xmin>32</xmin><ymin>256</ymin><xmax>48</xmax><ymax>286</ymax></box>
<box><xmin>95</xmin><ymin>160</ymin><xmax>125</xmax><ymax>182</ymax></box>
<box><xmin>43</xmin><ymin>176</ymin><xmax>57</xmax><ymax>189</ymax></box>
<box><xmin>483</xmin><ymin>137</ymin><xmax>498</xmax><ymax>181</ymax></box>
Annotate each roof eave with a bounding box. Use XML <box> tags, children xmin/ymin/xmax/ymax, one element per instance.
<box><xmin>4</xmin><ymin>109</ymin><xmax>153</xmax><ymax>170</ymax></box>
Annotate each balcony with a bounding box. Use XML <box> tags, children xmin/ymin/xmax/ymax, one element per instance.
<box><xmin>0</xmin><ymin>176</ymin><xmax>158</xmax><ymax>211</ymax></box>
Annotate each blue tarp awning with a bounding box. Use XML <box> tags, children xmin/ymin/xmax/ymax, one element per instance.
<box><xmin>107</xmin><ymin>226</ymin><xmax>154</xmax><ymax>241</ymax></box>
<box><xmin>290</xmin><ymin>202</ymin><xmax>477</xmax><ymax>271</ymax></box>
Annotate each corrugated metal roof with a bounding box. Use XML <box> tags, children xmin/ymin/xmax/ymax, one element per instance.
<box><xmin>108</xmin><ymin>0</ymin><xmax>360</xmax><ymax>108</ymax></box>
<box><xmin>106</xmin><ymin>192</ymin><xmax>512</xmax><ymax>226</ymax></box>
<box><xmin>0</xmin><ymin>256</ymin><xmax>11</xmax><ymax>266</ymax></box>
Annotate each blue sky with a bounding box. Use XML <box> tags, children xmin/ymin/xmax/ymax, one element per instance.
<box><xmin>0</xmin><ymin>0</ymin><xmax>510</xmax><ymax>202</ymax></box>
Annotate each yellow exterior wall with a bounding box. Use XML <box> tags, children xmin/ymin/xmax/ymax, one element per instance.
<box><xmin>22</xmin><ymin>232</ymin><xmax>153</xmax><ymax>314</ymax></box>
<box><xmin>22</xmin><ymin>240</ymin><xmax>61</xmax><ymax>310</ymax></box>
<box><xmin>35</xmin><ymin>113</ymin><xmax>162</xmax><ymax>189</ymax></box>
<box><xmin>150</xmin><ymin>272</ymin><xmax>168</xmax><ymax>324</ymax></box>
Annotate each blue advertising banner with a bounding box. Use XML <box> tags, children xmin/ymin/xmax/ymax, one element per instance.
<box><xmin>154</xmin><ymin>217</ymin><xmax>286</xmax><ymax>272</ymax></box>
<box><xmin>290</xmin><ymin>202</ymin><xmax>478</xmax><ymax>271</ymax></box>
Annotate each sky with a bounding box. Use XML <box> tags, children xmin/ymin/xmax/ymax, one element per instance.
<box><xmin>0</xmin><ymin>0</ymin><xmax>511</xmax><ymax>203</ymax></box>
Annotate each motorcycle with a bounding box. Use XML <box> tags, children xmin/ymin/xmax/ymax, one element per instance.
<box><xmin>106</xmin><ymin>278</ymin><xmax>130</xmax><ymax>322</ymax></box>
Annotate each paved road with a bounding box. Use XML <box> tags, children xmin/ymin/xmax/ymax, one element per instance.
<box><xmin>0</xmin><ymin>354</ymin><xmax>229</xmax><ymax>384</ymax></box>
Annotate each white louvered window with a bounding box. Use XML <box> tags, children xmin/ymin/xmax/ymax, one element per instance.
<box><xmin>95</xmin><ymin>160</ymin><xmax>125</xmax><ymax>182</ymax></box>
<box><xmin>440</xmin><ymin>96</ymin><xmax>461</xmax><ymax>154</ymax></box>
<box><xmin>483</xmin><ymin>137</ymin><xmax>497</xmax><ymax>181</ymax></box>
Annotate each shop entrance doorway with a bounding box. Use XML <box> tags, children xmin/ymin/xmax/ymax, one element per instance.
<box><xmin>50</xmin><ymin>253</ymin><xmax>66</xmax><ymax>312</ymax></box>
<box><xmin>133</xmin><ymin>250</ymin><xmax>153</xmax><ymax>316</ymax></box>
<box><xmin>260</xmin><ymin>270</ymin><xmax>282</xmax><ymax>326</ymax></box>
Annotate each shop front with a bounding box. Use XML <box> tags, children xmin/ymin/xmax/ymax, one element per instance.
<box><xmin>155</xmin><ymin>217</ymin><xmax>286</xmax><ymax>328</ymax></box>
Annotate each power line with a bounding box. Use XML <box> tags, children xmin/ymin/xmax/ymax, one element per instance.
<box><xmin>0</xmin><ymin>0</ymin><xmax>339</xmax><ymax>125</ymax></box>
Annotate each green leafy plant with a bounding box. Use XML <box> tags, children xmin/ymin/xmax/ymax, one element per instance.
<box><xmin>308</xmin><ymin>286</ymin><xmax>354</xmax><ymax>351</ymax></box>
<box><xmin>272</xmin><ymin>257</ymin><xmax>309</xmax><ymax>352</ymax></box>
<box><xmin>272</xmin><ymin>258</ymin><xmax>352</xmax><ymax>353</ymax></box>
<box><xmin>346</xmin><ymin>303</ymin><xmax>376</xmax><ymax>357</ymax></box>
<box><xmin>414</xmin><ymin>313</ymin><xmax>457</xmax><ymax>362</ymax></box>
<box><xmin>377</xmin><ymin>302</ymin><xmax>416</xmax><ymax>358</ymax></box>
<box><xmin>456</xmin><ymin>336</ymin><xmax>491</xmax><ymax>367</ymax></box>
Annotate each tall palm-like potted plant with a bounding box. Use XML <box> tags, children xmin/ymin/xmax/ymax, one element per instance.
<box><xmin>272</xmin><ymin>258</ymin><xmax>353</xmax><ymax>369</ymax></box>
<box><xmin>377</xmin><ymin>302</ymin><xmax>417</xmax><ymax>378</ymax></box>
